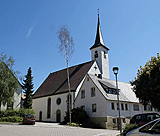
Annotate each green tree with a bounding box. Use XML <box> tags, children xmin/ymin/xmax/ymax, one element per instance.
<box><xmin>0</xmin><ymin>53</ymin><xmax>19</xmax><ymax>107</ymax></box>
<box><xmin>23</xmin><ymin>67</ymin><xmax>34</xmax><ymax>109</ymax></box>
<box><xmin>130</xmin><ymin>53</ymin><xmax>160</xmax><ymax>110</ymax></box>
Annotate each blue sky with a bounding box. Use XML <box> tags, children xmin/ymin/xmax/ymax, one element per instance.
<box><xmin>1</xmin><ymin>0</ymin><xmax>160</xmax><ymax>92</ymax></box>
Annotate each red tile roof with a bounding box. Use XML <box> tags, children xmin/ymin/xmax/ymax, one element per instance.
<box><xmin>33</xmin><ymin>61</ymin><xmax>94</xmax><ymax>99</ymax></box>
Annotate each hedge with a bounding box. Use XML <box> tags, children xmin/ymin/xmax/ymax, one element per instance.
<box><xmin>0</xmin><ymin>116</ymin><xmax>23</xmax><ymax>123</ymax></box>
<box><xmin>0</xmin><ymin>108</ymin><xmax>35</xmax><ymax>118</ymax></box>
<box><xmin>0</xmin><ymin>108</ymin><xmax>35</xmax><ymax>123</ymax></box>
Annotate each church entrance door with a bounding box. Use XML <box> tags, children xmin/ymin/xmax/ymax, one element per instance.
<box><xmin>56</xmin><ymin>110</ymin><xmax>61</xmax><ymax>123</ymax></box>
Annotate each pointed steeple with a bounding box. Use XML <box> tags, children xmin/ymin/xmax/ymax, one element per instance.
<box><xmin>90</xmin><ymin>12</ymin><xmax>109</xmax><ymax>50</ymax></box>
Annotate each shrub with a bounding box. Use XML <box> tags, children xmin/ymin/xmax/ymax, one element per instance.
<box><xmin>121</xmin><ymin>124</ymin><xmax>138</xmax><ymax>136</ymax></box>
<box><xmin>64</xmin><ymin>107</ymin><xmax>89</xmax><ymax>125</ymax></box>
<box><xmin>0</xmin><ymin>108</ymin><xmax>35</xmax><ymax>118</ymax></box>
<box><xmin>18</xmin><ymin>108</ymin><xmax>35</xmax><ymax>117</ymax></box>
<box><xmin>0</xmin><ymin>116</ymin><xmax>23</xmax><ymax>123</ymax></box>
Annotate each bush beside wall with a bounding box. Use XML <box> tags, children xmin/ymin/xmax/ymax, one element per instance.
<box><xmin>0</xmin><ymin>108</ymin><xmax>35</xmax><ymax>123</ymax></box>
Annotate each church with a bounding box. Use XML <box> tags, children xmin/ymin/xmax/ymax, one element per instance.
<box><xmin>33</xmin><ymin>14</ymin><xmax>156</xmax><ymax>129</ymax></box>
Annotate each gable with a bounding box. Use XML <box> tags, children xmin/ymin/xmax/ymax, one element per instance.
<box><xmin>88</xmin><ymin>61</ymin><xmax>101</xmax><ymax>75</ymax></box>
<box><xmin>33</xmin><ymin>61</ymin><xmax>94</xmax><ymax>99</ymax></box>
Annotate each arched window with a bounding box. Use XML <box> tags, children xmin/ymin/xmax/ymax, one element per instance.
<box><xmin>94</xmin><ymin>51</ymin><xmax>98</xmax><ymax>59</ymax></box>
<box><xmin>47</xmin><ymin>98</ymin><xmax>51</xmax><ymax>118</ymax></box>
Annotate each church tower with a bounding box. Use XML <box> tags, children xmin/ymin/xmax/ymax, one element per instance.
<box><xmin>90</xmin><ymin>13</ymin><xmax>110</xmax><ymax>79</ymax></box>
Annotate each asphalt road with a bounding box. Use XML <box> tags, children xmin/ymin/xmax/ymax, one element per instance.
<box><xmin>0</xmin><ymin>122</ymin><xmax>120</xmax><ymax>136</ymax></box>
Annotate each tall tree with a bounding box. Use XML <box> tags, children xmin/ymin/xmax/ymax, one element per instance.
<box><xmin>23</xmin><ymin>67</ymin><xmax>34</xmax><ymax>109</ymax></box>
<box><xmin>0</xmin><ymin>52</ymin><xmax>19</xmax><ymax>107</ymax></box>
<box><xmin>130</xmin><ymin>53</ymin><xmax>160</xmax><ymax>110</ymax></box>
<box><xmin>57</xmin><ymin>25</ymin><xmax>74</xmax><ymax>125</ymax></box>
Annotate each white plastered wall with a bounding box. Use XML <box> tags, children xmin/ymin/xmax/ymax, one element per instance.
<box><xmin>75</xmin><ymin>75</ymin><xmax>107</xmax><ymax>118</ymax></box>
<box><xmin>91</xmin><ymin>47</ymin><xmax>109</xmax><ymax>79</ymax></box>
<box><xmin>33</xmin><ymin>93</ymin><xmax>68</xmax><ymax>122</ymax></box>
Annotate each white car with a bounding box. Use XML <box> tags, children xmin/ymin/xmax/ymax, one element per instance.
<box><xmin>126</xmin><ymin>118</ymin><xmax>160</xmax><ymax>136</ymax></box>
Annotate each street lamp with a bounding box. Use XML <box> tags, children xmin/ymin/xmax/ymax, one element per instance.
<box><xmin>113</xmin><ymin>67</ymin><xmax>122</xmax><ymax>133</ymax></box>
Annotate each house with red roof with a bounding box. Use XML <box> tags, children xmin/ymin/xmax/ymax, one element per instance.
<box><xmin>33</xmin><ymin>14</ymin><xmax>157</xmax><ymax>129</ymax></box>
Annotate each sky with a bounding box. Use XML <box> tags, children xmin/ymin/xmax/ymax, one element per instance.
<box><xmin>1</xmin><ymin>0</ymin><xmax>160</xmax><ymax>93</ymax></box>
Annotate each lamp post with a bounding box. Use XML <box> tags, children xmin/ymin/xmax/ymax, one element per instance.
<box><xmin>113</xmin><ymin>67</ymin><xmax>122</xmax><ymax>133</ymax></box>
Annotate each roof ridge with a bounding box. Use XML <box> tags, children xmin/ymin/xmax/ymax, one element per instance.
<box><xmin>51</xmin><ymin>60</ymin><xmax>93</xmax><ymax>75</ymax></box>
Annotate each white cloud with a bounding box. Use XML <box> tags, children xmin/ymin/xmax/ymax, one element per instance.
<box><xmin>26</xmin><ymin>23</ymin><xmax>36</xmax><ymax>38</ymax></box>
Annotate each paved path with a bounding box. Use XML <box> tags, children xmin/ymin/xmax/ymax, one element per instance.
<box><xmin>0</xmin><ymin>122</ymin><xmax>120</xmax><ymax>136</ymax></box>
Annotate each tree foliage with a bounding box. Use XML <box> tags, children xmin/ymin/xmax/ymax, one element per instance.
<box><xmin>57</xmin><ymin>25</ymin><xmax>74</xmax><ymax>60</ymax></box>
<box><xmin>0</xmin><ymin>53</ymin><xmax>18</xmax><ymax>106</ymax></box>
<box><xmin>130</xmin><ymin>53</ymin><xmax>160</xmax><ymax>110</ymax></box>
<box><xmin>23</xmin><ymin>67</ymin><xmax>34</xmax><ymax>109</ymax></box>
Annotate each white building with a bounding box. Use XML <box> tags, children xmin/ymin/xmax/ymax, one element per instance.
<box><xmin>33</xmin><ymin>14</ymin><xmax>156</xmax><ymax>128</ymax></box>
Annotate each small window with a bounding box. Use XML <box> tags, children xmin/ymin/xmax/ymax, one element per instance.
<box><xmin>111</xmin><ymin>102</ymin><xmax>115</xmax><ymax>110</ymax></box>
<box><xmin>56</xmin><ymin>98</ymin><xmax>61</xmax><ymax>105</ymax></box>
<box><xmin>125</xmin><ymin>104</ymin><xmax>128</xmax><ymax>111</ymax></box>
<box><xmin>91</xmin><ymin>87</ymin><xmax>95</xmax><ymax>97</ymax></box>
<box><xmin>113</xmin><ymin>118</ymin><xmax>116</xmax><ymax>123</ymax></box>
<box><xmin>94</xmin><ymin>51</ymin><xmax>98</xmax><ymax>58</ymax></box>
<box><xmin>92</xmin><ymin>104</ymin><xmax>96</xmax><ymax>112</ymax></box>
<box><xmin>133</xmin><ymin>104</ymin><xmax>139</xmax><ymax>111</ymax></box>
<box><xmin>87</xmin><ymin>77</ymin><xmax>89</xmax><ymax>81</ymax></box>
<box><xmin>81</xmin><ymin>90</ymin><xmax>85</xmax><ymax>99</ymax></box>
<box><xmin>121</xmin><ymin>103</ymin><xmax>124</xmax><ymax>110</ymax></box>
<box><xmin>104</xmin><ymin>51</ymin><xmax>106</xmax><ymax>59</ymax></box>
<box><xmin>123</xmin><ymin>118</ymin><xmax>126</xmax><ymax>123</ymax></box>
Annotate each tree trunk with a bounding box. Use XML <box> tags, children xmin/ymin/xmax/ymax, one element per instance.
<box><xmin>67</xmin><ymin>55</ymin><xmax>71</xmax><ymax>125</ymax></box>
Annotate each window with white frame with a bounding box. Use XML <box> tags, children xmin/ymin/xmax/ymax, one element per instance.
<box><xmin>91</xmin><ymin>87</ymin><xmax>95</xmax><ymax>97</ymax></box>
<box><xmin>125</xmin><ymin>104</ymin><xmax>128</xmax><ymax>111</ymax></box>
<box><xmin>121</xmin><ymin>103</ymin><xmax>124</xmax><ymax>110</ymax></box>
<box><xmin>81</xmin><ymin>90</ymin><xmax>85</xmax><ymax>99</ymax></box>
<box><xmin>133</xmin><ymin>104</ymin><xmax>139</xmax><ymax>111</ymax></box>
<box><xmin>111</xmin><ymin>102</ymin><xmax>115</xmax><ymax>110</ymax></box>
<box><xmin>92</xmin><ymin>104</ymin><xmax>96</xmax><ymax>112</ymax></box>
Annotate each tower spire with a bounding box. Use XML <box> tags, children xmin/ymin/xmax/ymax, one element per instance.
<box><xmin>90</xmin><ymin>11</ymin><xmax>109</xmax><ymax>50</ymax></box>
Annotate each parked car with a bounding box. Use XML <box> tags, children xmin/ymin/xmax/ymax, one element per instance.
<box><xmin>23</xmin><ymin>114</ymin><xmax>35</xmax><ymax>125</ymax></box>
<box><xmin>127</xmin><ymin>118</ymin><xmax>160</xmax><ymax>135</ymax></box>
<box><xmin>130</xmin><ymin>113</ymin><xmax>160</xmax><ymax>126</ymax></box>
